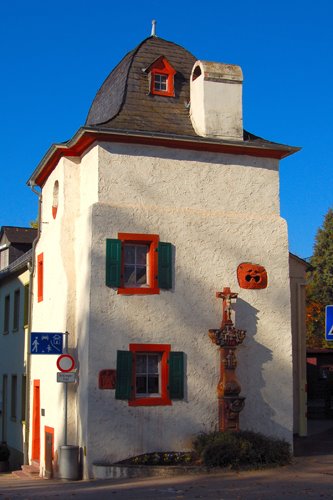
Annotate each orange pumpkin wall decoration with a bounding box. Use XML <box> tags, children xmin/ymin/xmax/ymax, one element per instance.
<box><xmin>237</xmin><ymin>263</ymin><xmax>268</xmax><ymax>289</ymax></box>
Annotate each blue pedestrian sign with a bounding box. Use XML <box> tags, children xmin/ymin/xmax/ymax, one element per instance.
<box><xmin>30</xmin><ymin>333</ymin><xmax>64</xmax><ymax>354</ymax></box>
<box><xmin>325</xmin><ymin>306</ymin><xmax>333</xmax><ymax>341</ymax></box>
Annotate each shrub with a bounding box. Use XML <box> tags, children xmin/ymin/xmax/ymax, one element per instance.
<box><xmin>193</xmin><ymin>430</ymin><xmax>291</xmax><ymax>469</ymax></box>
<box><xmin>0</xmin><ymin>442</ymin><xmax>10</xmax><ymax>462</ymax></box>
<box><xmin>117</xmin><ymin>451</ymin><xmax>196</xmax><ymax>466</ymax></box>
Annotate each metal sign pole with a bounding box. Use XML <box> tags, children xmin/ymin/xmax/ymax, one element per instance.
<box><xmin>64</xmin><ymin>331</ymin><xmax>69</xmax><ymax>446</ymax></box>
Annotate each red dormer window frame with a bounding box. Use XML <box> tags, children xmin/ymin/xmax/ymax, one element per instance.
<box><xmin>146</xmin><ymin>56</ymin><xmax>176</xmax><ymax>97</ymax></box>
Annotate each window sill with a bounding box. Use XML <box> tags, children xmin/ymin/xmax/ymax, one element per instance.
<box><xmin>129</xmin><ymin>396</ymin><xmax>171</xmax><ymax>406</ymax></box>
<box><xmin>118</xmin><ymin>287</ymin><xmax>160</xmax><ymax>295</ymax></box>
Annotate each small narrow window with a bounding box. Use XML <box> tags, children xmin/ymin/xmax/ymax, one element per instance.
<box><xmin>4</xmin><ymin>294</ymin><xmax>10</xmax><ymax>333</ymax></box>
<box><xmin>13</xmin><ymin>289</ymin><xmax>20</xmax><ymax>331</ymax></box>
<box><xmin>11</xmin><ymin>375</ymin><xmax>17</xmax><ymax>420</ymax></box>
<box><xmin>52</xmin><ymin>181</ymin><xmax>59</xmax><ymax>219</ymax></box>
<box><xmin>37</xmin><ymin>253</ymin><xmax>44</xmax><ymax>303</ymax></box>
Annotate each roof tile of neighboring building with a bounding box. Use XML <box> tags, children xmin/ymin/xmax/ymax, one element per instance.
<box><xmin>0</xmin><ymin>249</ymin><xmax>32</xmax><ymax>281</ymax></box>
<box><xmin>0</xmin><ymin>226</ymin><xmax>37</xmax><ymax>245</ymax></box>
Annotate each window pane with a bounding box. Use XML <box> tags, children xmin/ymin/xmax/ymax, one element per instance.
<box><xmin>148</xmin><ymin>355</ymin><xmax>159</xmax><ymax>374</ymax></box>
<box><xmin>148</xmin><ymin>375</ymin><xmax>159</xmax><ymax>393</ymax></box>
<box><xmin>124</xmin><ymin>265</ymin><xmax>136</xmax><ymax>284</ymax></box>
<box><xmin>136</xmin><ymin>354</ymin><xmax>146</xmax><ymax>374</ymax></box>
<box><xmin>136</xmin><ymin>376</ymin><xmax>147</xmax><ymax>394</ymax></box>
<box><xmin>136</xmin><ymin>267</ymin><xmax>147</xmax><ymax>284</ymax></box>
<box><xmin>124</xmin><ymin>245</ymin><xmax>135</xmax><ymax>264</ymax></box>
<box><xmin>136</xmin><ymin>245</ymin><xmax>148</xmax><ymax>265</ymax></box>
<box><xmin>154</xmin><ymin>74</ymin><xmax>167</xmax><ymax>91</ymax></box>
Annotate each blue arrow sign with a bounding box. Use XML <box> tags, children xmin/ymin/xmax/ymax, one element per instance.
<box><xmin>325</xmin><ymin>306</ymin><xmax>333</xmax><ymax>341</ymax></box>
<box><xmin>30</xmin><ymin>333</ymin><xmax>64</xmax><ymax>354</ymax></box>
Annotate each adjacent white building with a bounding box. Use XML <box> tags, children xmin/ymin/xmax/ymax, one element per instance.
<box><xmin>27</xmin><ymin>34</ymin><xmax>299</xmax><ymax>479</ymax></box>
<box><xmin>0</xmin><ymin>226</ymin><xmax>36</xmax><ymax>468</ymax></box>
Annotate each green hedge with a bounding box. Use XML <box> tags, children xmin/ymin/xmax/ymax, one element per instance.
<box><xmin>193</xmin><ymin>430</ymin><xmax>291</xmax><ymax>469</ymax></box>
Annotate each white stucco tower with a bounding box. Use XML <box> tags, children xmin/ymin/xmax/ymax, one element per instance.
<box><xmin>27</xmin><ymin>35</ymin><xmax>299</xmax><ymax>479</ymax></box>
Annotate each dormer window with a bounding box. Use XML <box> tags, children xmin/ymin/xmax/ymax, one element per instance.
<box><xmin>145</xmin><ymin>56</ymin><xmax>176</xmax><ymax>97</ymax></box>
<box><xmin>154</xmin><ymin>74</ymin><xmax>168</xmax><ymax>92</ymax></box>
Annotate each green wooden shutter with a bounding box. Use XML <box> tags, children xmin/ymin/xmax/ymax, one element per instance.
<box><xmin>158</xmin><ymin>242</ymin><xmax>172</xmax><ymax>289</ymax></box>
<box><xmin>115</xmin><ymin>350</ymin><xmax>133</xmax><ymax>400</ymax></box>
<box><xmin>106</xmin><ymin>239</ymin><xmax>121</xmax><ymax>287</ymax></box>
<box><xmin>169</xmin><ymin>352</ymin><xmax>184</xmax><ymax>399</ymax></box>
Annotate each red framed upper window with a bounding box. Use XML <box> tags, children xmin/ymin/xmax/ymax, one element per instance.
<box><xmin>119</xmin><ymin>233</ymin><xmax>159</xmax><ymax>295</ymax></box>
<box><xmin>106</xmin><ymin>234</ymin><xmax>172</xmax><ymax>295</ymax></box>
<box><xmin>145</xmin><ymin>56</ymin><xmax>176</xmax><ymax>97</ymax></box>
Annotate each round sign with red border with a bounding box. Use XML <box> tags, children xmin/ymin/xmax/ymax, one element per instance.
<box><xmin>57</xmin><ymin>354</ymin><xmax>75</xmax><ymax>373</ymax></box>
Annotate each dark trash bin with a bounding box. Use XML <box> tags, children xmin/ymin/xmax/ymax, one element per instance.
<box><xmin>59</xmin><ymin>445</ymin><xmax>80</xmax><ymax>480</ymax></box>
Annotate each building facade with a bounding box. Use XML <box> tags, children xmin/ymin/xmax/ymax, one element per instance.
<box><xmin>0</xmin><ymin>227</ymin><xmax>36</xmax><ymax>468</ymax></box>
<box><xmin>27</xmin><ymin>35</ymin><xmax>299</xmax><ymax>478</ymax></box>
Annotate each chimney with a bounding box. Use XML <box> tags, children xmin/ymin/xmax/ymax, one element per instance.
<box><xmin>190</xmin><ymin>60</ymin><xmax>243</xmax><ymax>141</ymax></box>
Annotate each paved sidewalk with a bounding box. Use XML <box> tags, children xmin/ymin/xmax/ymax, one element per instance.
<box><xmin>1</xmin><ymin>422</ymin><xmax>333</xmax><ymax>499</ymax></box>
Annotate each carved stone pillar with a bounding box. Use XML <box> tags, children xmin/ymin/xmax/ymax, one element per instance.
<box><xmin>208</xmin><ymin>287</ymin><xmax>246</xmax><ymax>432</ymax></box>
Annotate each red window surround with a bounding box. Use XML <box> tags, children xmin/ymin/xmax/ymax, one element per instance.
<box><xmin>37</xmin><ymin>253</ymin><xmax>44</xmax><ymax>303</ymax></box>
<box><xmin>147</xmin><ymin>56</ymin><xmax>176</xmax><ymax>97</ymax></box>
<box><xmin>118</xmin><ymin>233</ymin><xmax>159</xmax><ymax>295</ymax></box>
<box><xmin>129</xmin><ymin>344</ymin><xmax>171</xmax><ymax>407</ymax></box>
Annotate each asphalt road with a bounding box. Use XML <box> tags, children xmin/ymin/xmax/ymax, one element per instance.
<box><xmin>1</xmin><ymin>453</ymin><xmax>333</xmax><ymax>500</ymax></box>
<box><xmin>1</xmin><ymin>423</ymin><xmax>333</xmax><ymax>499</ymax></box>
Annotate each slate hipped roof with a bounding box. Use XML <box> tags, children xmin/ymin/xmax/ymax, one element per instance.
<box><xmin>85</xmin><ymin>36</ymin><xmax>294</xmax><ymax>148</ymax></box>
<box><xmin>86</xmin><ymin>36</ymin><xmax>197</xmax><ymax>137</ymax></box>
<box><xmin>28</xmin><ymin>35</ymin><xmax>300</xmax><ymax>187</ymax></box>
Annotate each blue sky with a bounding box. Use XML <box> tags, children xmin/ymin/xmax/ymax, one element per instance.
<box><xmin>1</xmin><ymin>0</ymin><xmax>332</xmax><ymax>259</ymax></box>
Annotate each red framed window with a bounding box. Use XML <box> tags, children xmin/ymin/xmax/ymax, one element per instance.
<box><xmin>145</xmin><ymin>56</ymin><xmax>176</xmax><ymax>97</ymax></box>
<box><xmin>106</xmin><ymin>234</ymin><xmax>172</xmax><ymax>294</ymax></box>
<box><xmin>129</xmin><ymin>344</ymin><xmax>171</xmax><ymax>406</ymax></box>
<box><xmin>37</xmin><ymin>253</ymin><xmax>44</xmax><ymax>303</ymax></box>
<box><xmin>115</xmin><ymin>344</ymin><xmax>184</xmax><ymax>406</ymax></box>
<box><xmin>120</xmin><ymin>233</ymin><xmax>158</xmax><ymax>294</ymax></box>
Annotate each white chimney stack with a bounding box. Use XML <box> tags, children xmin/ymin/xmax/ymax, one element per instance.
<box><xmin>190</xmin><ymin>60</ymin><xmax>243</xmax><ymax>141</ymax></box>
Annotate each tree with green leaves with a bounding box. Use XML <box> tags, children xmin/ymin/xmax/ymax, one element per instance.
<box><xmin>306</xmin><ymin>208</ymin><xmax>333</xmax><ymax>348</ymax></box>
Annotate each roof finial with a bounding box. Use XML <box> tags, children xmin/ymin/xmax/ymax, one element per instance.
<box><xmin>151</xmin><ymin>19</ymin><xmax>157</xmax><ymax>37</ymax></box>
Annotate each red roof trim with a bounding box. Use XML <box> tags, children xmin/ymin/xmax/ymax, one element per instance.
<box><xmin>33</xmin><ymin>129</ymin><xmax>299</xmax><ymax>187</ymax></box>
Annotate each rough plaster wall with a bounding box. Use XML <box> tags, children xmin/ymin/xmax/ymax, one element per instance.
<box><xmin>83</xmin><ymin>141</ymin><xmax>293</xmax><ymax>469</ymax></box>
<box><xmin>29</xmin><ymin>157</ymin><xmax>81</xmax><ymax>471</ymax></box>
<box><xmin>75</xmin><ymin>208</ymin><xmax>93</xmax><ymax>478</ymax></box>
<box><xmin>98</xmin><ymin>143</ymin><xmax>280</xmax><ymax>215</ymax></box>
